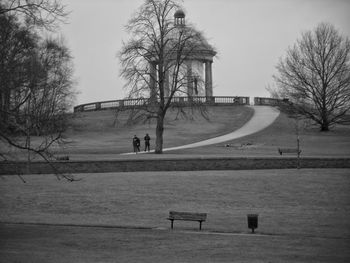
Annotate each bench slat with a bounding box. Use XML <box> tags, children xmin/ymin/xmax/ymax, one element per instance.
<box><xmin>278</xmin><ymin>148</ymin><xmax>301</xmax><ymax>155</ymax></box>
<box><xmin>167</xmin><ymin>211</ymin><xmax>207</xmax><ymax>230</ymax></box>
<box><xmin>168</xmin><ymin>211</ymin><xmax>207</xmax><ymax>221</ymax></box>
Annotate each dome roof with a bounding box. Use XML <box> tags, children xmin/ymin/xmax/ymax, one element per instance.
<box><xmin>147</xmin><ymin>10</ymin><xmax>216</xmax><ymax>62</ymax></box>
<box><xmin>174</xmin><ymin>9</ymin><xmax>185</xmax><ymax>18</ymax></box>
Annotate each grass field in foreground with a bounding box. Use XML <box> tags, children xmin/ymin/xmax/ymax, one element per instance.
<box><xmin>1</xmin><ymin>169</ymin><xmax>349</xmax><ymax>262</ymax></box>
<box><xmin>0</xmin><ymin>169</ymin><xmax>350</xmax><ymax>262</ymax></box>
<box><xmin>1</xmin><ymin>223</ymin><xmax>348</xmax><ymax>263</ymax></box>
<box><xmin>1</xmin><ymin>169</ymin><xmax>349</xmax><ymax>237</ymax></box>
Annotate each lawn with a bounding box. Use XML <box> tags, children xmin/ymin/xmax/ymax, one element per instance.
<box><xmin>1</xmin><ymin>223</ymin><xmax>348</xmax><ymax>263</ymax></box>
<box><xmin>62</xmin><ymin>105</ymin><xmax>350</xmax><ymax>158</ymax></box>
<box><xmin>2</xmin><ymin>105</ymin><xmax>349</xmax><ymax>159</ymax></box>
<box><xmin>174</xmin><ymin>111</ymin><xmax>350</xmax><ymax>157</ymax></box>
<box><xmin>0</xmin><ymin>105</ymin><xmax>254</xmax><ymax>160</ymax></box>
<box><xmin>1</xmin><ymin>169</ymin><xmax>349</xmax><ymax>262</ymax></box>
<box><xmin>62</xmin><ymin>105</ymin><xmax>254</xmax><ymax>155</ymax></box>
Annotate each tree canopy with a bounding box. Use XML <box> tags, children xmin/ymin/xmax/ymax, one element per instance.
<box><xmin>0</xmin><ymin>0</ymin><xmax>68</xmax><ymax>30</ymax></box>
<box><xmin>273</xmin><ymin>23</ymin><xmax>350</xmax><ymax>131</ymax></box>
<box><xmin>0</xmin><ymin>0</ymin><xmax>76</xmax><ymax>180</ymax></box>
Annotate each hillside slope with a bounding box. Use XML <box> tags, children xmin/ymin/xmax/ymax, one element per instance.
<box><xmin>173</xmin><ymin>108</ymin><xmax>350</xmax><ymax>157</ymax></box>
<box><xmin>63</xmin><ymin>105</ymin><xmax>254</xmax><ymax>155</ymax></box>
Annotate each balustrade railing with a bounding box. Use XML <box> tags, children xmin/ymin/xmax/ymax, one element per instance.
<box><xmin>73</xmin><ymin>96</ymin><xmax>250</xmax><ymax>112</ymax></box>
<box><xmin>254</xmin><ymin>97</ymin><xmax>288</xmax><ymax>106</ymax></box>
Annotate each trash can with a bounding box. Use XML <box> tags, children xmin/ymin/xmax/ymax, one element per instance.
<box><xmin>247</xmin><ymin>214</ymin><xmax>258</xmax><ymax>233</ymax></box>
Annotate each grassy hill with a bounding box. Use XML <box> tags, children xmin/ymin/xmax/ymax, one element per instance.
<box><xmin>63</xmin><ymin>105</ymin><xmax>254</xmax><ymax>156</ymax></box>
<box><xmin>59</xmin><ymin>105</ymin><xmax>350</xmax><ymax>158</ymax></box>
<box><xmin>175</xmin><ymin>108</ymin><xmax>350</xmax><ymax>157</ymax></box>
<box><xmin>2</xmin><ymin>104</ymin><xmax>349</xmax><ymax>160</ymax></box>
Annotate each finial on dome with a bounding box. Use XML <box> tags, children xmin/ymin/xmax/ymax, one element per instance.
<box><xmin>174</xmin><ymin>9</ymin><xmax>185</xmax><ymax>26</ymax></box>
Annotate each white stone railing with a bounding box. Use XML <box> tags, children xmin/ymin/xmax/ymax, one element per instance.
<box><xmin>73</xmin><ymin>96</ymin><xmax>250</xmax><ymax>112</ymax></box>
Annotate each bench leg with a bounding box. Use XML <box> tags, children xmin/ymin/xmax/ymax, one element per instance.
<box><xmin>171</xmin><ymin>219</ymin><xmax>174</xmax><ymax>229</ymax></box>
<box><xmin>199</xmin><ymin>221</ymin><xmax>202</xmax><ymax>230</ymax></box>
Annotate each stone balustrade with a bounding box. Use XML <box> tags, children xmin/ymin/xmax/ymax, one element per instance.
<box><xmin>74</xmin><ymin>96</ymin><xmax>250</xmax><ymax>112</ymax></box>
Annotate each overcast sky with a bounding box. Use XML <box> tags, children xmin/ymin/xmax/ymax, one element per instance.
<box><xmin>59</xmin><ymin>0</ymin><xmax>350</xmax><ymax>106</ymax></box>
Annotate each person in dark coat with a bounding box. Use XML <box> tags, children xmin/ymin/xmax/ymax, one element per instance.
<box><xmin>144</xmin><ymin>133</ymin><xmax>151</xmax><ymax>152</ymax></box>
<box><xmin>133</xmin><ymin>135</ymin><xmax>140</xmax><ymax>153</ymax></box>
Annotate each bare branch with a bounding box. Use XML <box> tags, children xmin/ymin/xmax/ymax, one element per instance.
<box><xmin>274</xmin><ymin>23</ymin><xmax>350</xmax><ymax>131</ymax></box>
<box><xmin>0</xmin><ymin>0</ymin><xmax>69</xmax><ymax>30</ymax></box>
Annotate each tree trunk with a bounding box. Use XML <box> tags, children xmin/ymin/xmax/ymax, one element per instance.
<box><xmin>155</xmin><ymin>113</ymin><xmax>165</xmax><ymax>154</ymax></box>
<box><xmin>320</xmin><ymin>122</ymin><xmax>329</xmax><ymax>131</ymax></box>
<box><xmin>320</xmin><ymin>110</ymin><xmax>329</xmax><ymax>131</ymax></box>
<box><xmin>0</xmin><ymin>90</ymin><xmax>10</xmax><ymax>124</ymax></box>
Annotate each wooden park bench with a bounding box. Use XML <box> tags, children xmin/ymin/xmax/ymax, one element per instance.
<box><xmin>278</xmin><ymin>148</ymin><xmax>301</xmax><ymax>155</ymax></box>
<box><xmin>55</xmin><ymin>155</ymin><xmax>69</xmax><ymax>161</ymax></box>
<box><xmin>167</xmin><ymin>211</ymin><xmax>207</xmax><ymax>230</ymax></box>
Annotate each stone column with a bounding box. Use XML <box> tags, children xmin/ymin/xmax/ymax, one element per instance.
<box><xmin>205</xmin><ymin>61</ymin><xmax>213</xmax><ymax>97</ymax></box>
<box><xmin>149</xmin><ymin>62</ymin><xmax>157</xmax><ymax>101</ymax></box>
<box><xmin>187</xmin><ymin>61</ymin><xmax>193</xmax><ymax>97</ymax></box>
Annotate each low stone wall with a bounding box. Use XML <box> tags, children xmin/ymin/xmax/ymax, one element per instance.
<box><xmin>1</xmin><ymin>157</ymin><xmax>349</xmax><ymax>175</ymax></box>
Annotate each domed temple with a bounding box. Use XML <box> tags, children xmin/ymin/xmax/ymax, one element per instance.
<box><xmin>148</xmin><ymin>9</ymin><xmax>217</xmax><ymax>99</ymax></box>
<box><xmin>73</xmin><ymin>10</ymin><xmax>251</xmax><ymax>112</ymax></box>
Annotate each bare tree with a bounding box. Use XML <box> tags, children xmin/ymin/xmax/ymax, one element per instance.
<box><xmin>29</xmin><ymin>37</ymin><xmax>75</xmax><ymax>135</ymax></box>
<box><xmin>273</xmin><ymin>23</ymin><xmax>350</xmax><ymax>131</ymax></box>
<box><xmin>0</xmin><ymin>10</ymin><xmax>36</xmax><ymax>124</ymax></box>
<box><xmin>119</xmin><ymin>0</ymin><xmax>216</xmax><ymax>153</ymax></box>
<box><xmin>0</xmin><ymin>2</ymin><xmax>76</xmax><ymax>181</ymax></box>
<box><xmin>0</xmin><ymin>0</ymin><xmax>68</xmax><ymax>30</ymax></box>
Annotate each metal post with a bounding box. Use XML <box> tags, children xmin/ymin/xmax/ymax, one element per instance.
<box><xmin>297</xmin><ymin>134</ymin><xmax>300</xmax><ymax>169</ymax></box>
<box><xmin>296</xmin><ymin>117</ymin><xmax>301</xmax><ymax>169</ymax></box>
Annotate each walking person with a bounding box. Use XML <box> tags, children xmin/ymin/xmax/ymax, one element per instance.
<box><xmin>144</xmin><ymin>133</ymin><xmax>151</xmax><ymax>152</ymax></box>
<box><xmin>133</xmin><ymin>135</ymin><xmax>140</xmax><ymax>153</ymax></box>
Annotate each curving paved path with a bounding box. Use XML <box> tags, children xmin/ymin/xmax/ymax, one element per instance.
<box><xmin>122</xmin><ymin>106</ymin><xmax>279</xmax><ymax>154</ymax></box>
<box><xmin>162</xmin><ymin>106</ymin><xmax>280</xmax><ymax>152</ymax></box>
